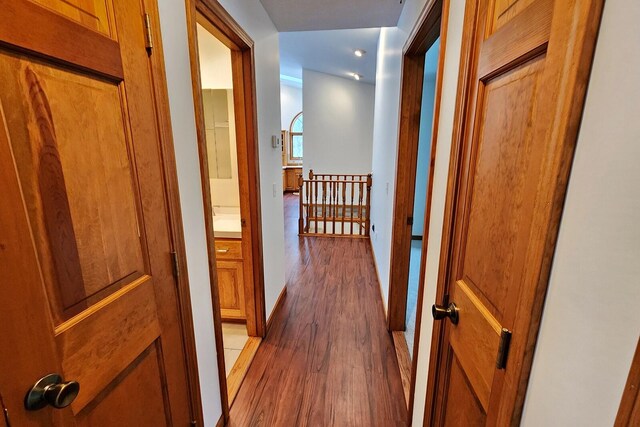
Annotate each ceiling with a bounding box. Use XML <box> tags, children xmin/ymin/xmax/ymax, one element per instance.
<box><xmin>260</xmin><ymin>0</ymin><xmax>404</xmax><ymax>31</ymax></box>
<box><xmin>279</xmin><ymin>28</ymin><xmax>381</xmax><ymax>85</ymax></box>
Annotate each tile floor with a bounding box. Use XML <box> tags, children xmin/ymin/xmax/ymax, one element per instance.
<box><xmin>222</xmin><ymin>323</ymin><xmax>249</xmax><ymax>376</ymax></box>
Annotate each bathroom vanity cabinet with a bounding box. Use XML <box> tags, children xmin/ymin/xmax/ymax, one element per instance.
<box><xmin>215</xmin><ymin>238</ymin><xmax>246</xmax><ymax>321</ymax></box>
<box><xmin>282</xmin><ymin>166</ymin><xmax>302</xmax><ymax>192</ymax></box>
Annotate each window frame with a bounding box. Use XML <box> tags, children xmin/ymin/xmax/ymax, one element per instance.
<box><xmin>288</xmin><ymin>111</ymin><xmax>303</xmax><ymax>164</ymax></box>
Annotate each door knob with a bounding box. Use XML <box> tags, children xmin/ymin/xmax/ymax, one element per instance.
<box><xmin>24</xmin><ymin>373</ymin><xmax>80</xmax><ymax>411</ymax></box>
<box><xmin>432</xmin><ymin>302</ymin><xmax>459</xmax><ymax>325</ymax></box>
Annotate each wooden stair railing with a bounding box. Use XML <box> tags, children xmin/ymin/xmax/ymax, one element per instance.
<box><xmin>298</xmin><ymin>170</ymin><xmax>372</xmax><ymax>237</ymax></box>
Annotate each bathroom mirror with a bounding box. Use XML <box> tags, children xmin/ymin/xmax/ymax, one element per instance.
<box><xmin>203</xmin><ymin>89</ymin><xmax>233</xmax><ymax>179</ymax></box>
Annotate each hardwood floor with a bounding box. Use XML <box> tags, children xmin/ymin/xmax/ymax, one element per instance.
<box><xmin>229</xmin><ymin>194</ymin><xmax>407</xmax><ymax>426</ymax></box>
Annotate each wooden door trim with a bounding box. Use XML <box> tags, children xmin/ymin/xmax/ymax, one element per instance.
<box><xmin>143</xmin><ymin>0</ymin><xmax>205</xmax><ymax>424</ymax></box>
<box><xmin>423</xmin><ymin>0</ymin><xmax>606</xmax><ymax>424</ymax></box>
<box><xmin>386</xmin><ymin>0</ymin><xmax>448</xmax><ymax>421</ymax></box>
<box><xmin>185</xmin><ymin>0</ymin><xmax>267</xmax><ymax>422</ymax></box>
<box><xmin>388</xmin><ymin>0</ymin><xmax>442</xmax><ymax>334</ymax></box>
<box><xmin>388</xmin><ymin>0</ymin><xmax>444</xmax><ymax>333</ymax></box>
<box><xmin>616</xmin><ymin>338</ymin><xmax>640</xmax><ymax>426</ymax></box>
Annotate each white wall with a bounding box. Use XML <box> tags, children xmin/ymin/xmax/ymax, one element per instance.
<box><xmin>157</xmin><ymin>1</ymin><xmax>285</xmax><ymax>424</ymax></box>
<box><xmin>521</xmin><ymin>1</ymin><xmax>640</xmax><ymax>424</ymax></box>
<box><xmin>302</xmin><ymin>69</ymin><xmax>375</xmax><ymax>176</ymax></box>
<box><xmin>280</xmin><ymin>83</ymin><xmax>302</xmax><ymax>131</ymax></box>
<box><xmin>157</xmin><ymin>1</ymin><xmax>221</xmax><ymax>424</ymax></box>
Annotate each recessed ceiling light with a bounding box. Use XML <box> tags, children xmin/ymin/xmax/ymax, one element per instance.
<box><xmin>350</xmin><ymin>73</ymin><xmax>361</xmax><ymax>81</ymax></box>
<box><xmin>354</xmin><ymin>49</ymin><xmax>366</xmax><ymax>57</ymax></box>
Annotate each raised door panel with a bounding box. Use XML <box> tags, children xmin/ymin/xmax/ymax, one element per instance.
<box><xmin>30</xmin><ymin>0</ymin><xmax>112</xmax><ymax>36</ymax></box>
<box><xmin>0</xmin><ymin>54</ymin><xmax>145</xmax><ymax>321</ymax></box>
<box><xmin>442</xmin><ymin>355</ymin><xmax>486</xmax><ymax>427</ymax></box>
<box><xmin>218</xmin><ymin>260</ymin><xmax>246</xmax><ymax>320</ymax></box>
<box><xmin>459</xmin><ymin>56</ymin><xmax>545</xmax><ymax>322</ymax></box>
<box><xmin>492</xmin><ymin>0</ymin><xmax>538</xmax><ymax>31</ymax></box>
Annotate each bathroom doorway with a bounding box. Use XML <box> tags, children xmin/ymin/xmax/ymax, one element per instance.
<box><xmin>186</xmin><ymin>0</ymin><xmax>266</xmax><ymax>417</ymax></box>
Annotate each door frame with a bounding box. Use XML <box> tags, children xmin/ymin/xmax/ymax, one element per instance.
<box><xmin>616</xmin><ymin>338</ymin><xmax>640</xmax><ymax>426</ymax></box>
<box><xmin>386</xmin><ymin>0</ymin><xmax>448</xmax><ymax>418</ymax></box>
<box><xmin>422</xmin><ymin>0</ymin><xmax>605</xmax><ymax>424</ymax></box>
<box><xmin>388</xmin><ymin>0</ymin><xmax>444</xmax><ymax>333</ymax></box>
<box><xmin>134</xmin><ymin>0</ymin><xmax>206</xmax><ymax>423</ymax></box>
<box><xmin>185</xmin><ymin>0</ymin><xmax>267</xmax><ymax>422</ymax></box>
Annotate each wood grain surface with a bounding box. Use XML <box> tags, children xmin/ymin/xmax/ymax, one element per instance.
<box><xmin>229</xmin><ymin>194</ymin><xmax>407</xmax><ymax>426</ymax></box>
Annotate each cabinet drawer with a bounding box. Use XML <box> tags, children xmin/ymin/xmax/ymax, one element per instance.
<box><xmin>214</xmin><ymin>239</ymin><xmax>242</xmax><ymax>260</ymax></box>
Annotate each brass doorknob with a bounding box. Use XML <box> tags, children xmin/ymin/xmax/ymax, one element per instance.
<box><xmin>432</xmin><ymin>302</ymin><xmax>459</xmax><ymax>325</ymax></box>
<box><xmin>24</xmin><ymin>373</ymin><xmax>80</xmax><ymax>411</ymax></box>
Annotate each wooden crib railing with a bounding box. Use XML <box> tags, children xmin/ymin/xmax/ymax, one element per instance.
<box><xmin>298</xmin><ymin>170</ymin><xmax>372</xmax><ymax>237</ymax></box>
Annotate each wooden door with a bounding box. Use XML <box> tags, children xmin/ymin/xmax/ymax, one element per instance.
<box><xmin>428</xmin><ymin>0</ymin><xmax>603</xmax><ymax>425</ymax></box>
<box><xmin>0</xmin><ymin>1</ymin><xmax>194</xmax><ymax>425</ymax></box>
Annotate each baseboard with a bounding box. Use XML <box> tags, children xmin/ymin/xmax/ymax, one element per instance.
<box><xmin>392</xmin><ymin>331</ymin><xmax>411</xmax><ymax>409</ymax></box>
<box><xmin>266</xmin><ymin>285</ymin><xmax>287</xmax><ymax>334</ymax></box>
<box><xmin>411</xmin><ymin>235</ymin><xmax>423</xmax><ymax>241</ymax></box>
<box><xmin>368</xmin><ymin>238</ymin><xmax>388</xmax><ymax>318</ymax></box>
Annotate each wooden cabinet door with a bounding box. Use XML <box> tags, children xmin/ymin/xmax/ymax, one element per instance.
<box><xmin>0</xmin><ymin>1</ymin><xmax>193</xmax><ymax>425</ymax></box>
<box><xmin>285</xmin><ymin>169</ymin><xmax>295</xmax><ymax>191</ymax></box>
<box><xmin>217</xmin><ymin>261</ymin><xmax>246</xmax><ymax>321</ymax></box>
<box><xmin>428</xmin><ymin>0</ymin><xmax>603</xmax><ymax>425</ymax></box>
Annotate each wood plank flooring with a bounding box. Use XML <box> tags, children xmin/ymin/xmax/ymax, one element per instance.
<box><xmin>229</xmin><ymin>194</ymin><xmax>407</xmax><ymax>426</ymax></box>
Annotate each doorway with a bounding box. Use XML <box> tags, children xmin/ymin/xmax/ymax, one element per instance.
<box><xmin>186</xmin><ymin>0</ymin><xmax>266</xmax><ymax>420</ymax></box>
<box><xmin>387</xmin><ymin>0</ymin><xmax>447</xmax><ymax>415</ymax></box>
<box><xmin>405</xmin><ymin>38</ymin><xmax>440</xmax><ymax>353</ymax></box>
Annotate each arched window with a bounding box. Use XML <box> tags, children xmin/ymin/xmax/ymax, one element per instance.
<box><xmin>289</xmin><ymin>112</ymin><xmax>303</xmax><ymax>162</ymax></box>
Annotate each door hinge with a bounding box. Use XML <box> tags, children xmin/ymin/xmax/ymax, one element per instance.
<box><xmin>171</xmin><ymin>251</ymin><xmax>180</xmax><ymax>278</ymax></box>
<box><xmin>143</xmin><ymin>13</ymin><xmax>154</xmax><ymax>52</ymax></box>
<box><xmin>190</xmin><ymin>421</ymin><xmax>197</xmax><ymax>427</ymax></box>
<box><xmin>496</xmin><ymin>328</ymin><xmax>512</xmax><ymax>370</ymax></box>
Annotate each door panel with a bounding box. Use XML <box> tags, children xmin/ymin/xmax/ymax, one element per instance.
<box><xmin>461</xmin><ymin>55</ymin><xmax>545</xmax><ymax>320</ymax></box>
<box><xmin>449</xmin><ymin>281</ymin><xmax>501</xmax><ymax>410</ymax></box>
<box><xmin>76</xmin><ymin>344</ymin><xmax>170</xmax><ymax>426</ymax></box>
<box><xmin>0</xmin><ymin>53</ymin><xmax>145</xmax><ymax>320</ymax></box>
<box><xmin>30</xmin><ymin>0</ymin><xmax>112</xmax><ymax>36</ymax></box>
<box><xmin>430</xmin><ymin>0</ymin><xmax>604</xmax><ymax>424</ymax></box>
<box><xmin>0</xmin><ymin>1</ymin><xmax>192</xmax><ymax>425</ymax></box>
<box><xmin>56</xmin><ymin>277</ymin><xmax>160</xmax><ymax>413</ymax></box>
<box><xmin>492</xmin><ymin>0</ymin><xmax>537</xmax><ymax>31</ymax></box>
<box><xmin>443</xmin><ymin>355</ymin><xmax>486</xmax><ymax>427</ymax></box>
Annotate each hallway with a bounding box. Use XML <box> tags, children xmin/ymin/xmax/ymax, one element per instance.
<box><xmin>229</xmin><ymin>194</ymin><xmax>407</xmax><ymax>426</ymax></box>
